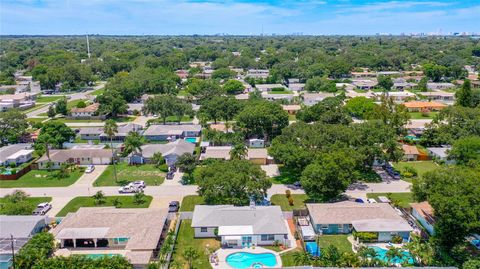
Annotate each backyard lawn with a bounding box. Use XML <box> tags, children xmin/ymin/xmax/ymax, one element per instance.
<box><xmin>280</xmin><ymin>249</ymin><xmax>303</xmax><ymax>267</ymax></box>
<box><xmin>90</xmin><ymin>88</ymin><xmax>105</xmax><ymax>96</ymax></box>
<box><xmin>94</xmin><ymin>163</ymin><xmax>165</xmax><ymax>186</ymax></box>
<box><xmin>0</xmin><ymin>169</ymin><xmax>84</xmax><ymax>188</ymax></box>
<box><xmin>56</xmin><ymin>195</ymin><xmax>153</xmax><ymax>217</ymax></box>
<box><xmin>165</xmin><ymin>115</ymin><xmax>193</xmax><ymax>122</ymax></box>
<box><xmin>392</xmin><ymin>161</ymin><xmax>439</xmax><ymax>179</ymax></box>
<box><xmin>317</xmin><ymin>234</ymin><xmax>353</xmax><ymax>254</ymax></box>
<box><xmin>171</xmin><ymin>219</ymin><xmax>220</xmax><ymax>269</ymax></box>
<box><xmin>0</xmin><ymin>196</ymin><xmax>52</xmax><ymax>215</ymax></box>
<box><xmin>366</xmin><ymin>192</ymin><xmax>414</xmax><ymax>209</ymax></box>
<box><xmin>270</xmin><ymin>194</ymin><xmax>310</xmax><ymax>211</ymax></box>
<box><xmin>271</xmin><ymin>166</ymin><xmax>299</xmax><ymax>184</ymax></box>
<box><xmin>408</xmin><ymin>112</ymin><xmax>439</xmax><ymax>119</ymax></box>
<box><xmin>180</xmin><ymin>195</ymin><xmax>205</xmax><ymax>211</ymax></box>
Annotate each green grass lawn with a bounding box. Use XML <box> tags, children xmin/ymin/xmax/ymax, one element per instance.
<box><xmin>56</xmin><ymin>195</ymin><xmax>153</xmax><ymax>217</ymax></box>
<box><xmin>280</xmin><ymin>249</ymin><xmax>303</xmax><ymax>267</ymax></box>
<box><xmin>67</xmin><ymin>99</ymin><xmax>90</xmax><ymax>109</ymax></box>
<box><xmin>90</xmin><ymin>88</ymin><xmax>105</xmax><ymax>96</ymax></box>
<box><xmin>269</xmin><ymin>90</ymin><xmax>293</xmax><ymax>94</ymax></box>
<box><xmin>408</xmin><ymin>112</ymin><xmax>439</xmax><ymax>119</ymax></box>
<box><xmin>36</xmin><ymin>95</ymin><xmax>65</xmax><ymax>103</ymax></box>
<box><xmin>22</xmin><ymin>104</ymin><xmax>46</xmax><ymax>113</ymax></box>
<box><xmin>392</xmin><ymin>161</ymin><xmax>439</xmax><ymax>181</ymax></box>
<box><xmin>171</xmin><ymin>219</ymin><xmax>220</xmax><ymax>269</ymax></box>
<box><xmin>180</xmin><ymin>195</ymin><xmax>205</xmax><ymax>211</ymax></box>
<box><xmin>0</xmin><ymin>169</ymin><xmax>84</xmax><ymax>188</ymax></box>
<box><xmin>270</xmin><ymin>194</ymin><xmax>310</xmax><ymax>211</ymax></box>
<box><xmin>0</xmin><ymin>197</ymin><xmax>52</xmax><ymax>215</ymax></box>
<box><xmin>165</xmin><ymin>115</ymin><xmax>193</xmax><ymax>122</ymax></box>
<box><xmin>27</xmin><ymin>117</ymin><xmax>48</xmax><ymax>124</ymax></box>
<box><xmin>177</xmin><ymin>90</ymin><xmax>188</xmax><ymax>96</ymax></box>
<box><xmin>94</xmin><ymin>163</ymin><xmax>165</xmax><ymax>186</ymax></box>
<box><xmin>271</xmin><ymin>166</ymin><xmax>299</xmax><ymax>184</ymax></box>
<box><xmin>366</xmin><ymin>192</ymin><xmax>414</xmax><ymax>209</ymax></box>
<box><xmin>317</xmin><ymin>234</ymin><xmax>353</xmax><ymax>254</ymax></box>
<box><xmin>288</xmin><ymin>114</ymin><xmax>297</xmax><ymax>121</ymax></box>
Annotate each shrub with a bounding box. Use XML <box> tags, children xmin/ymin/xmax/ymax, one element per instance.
<box><xmin>353</xmin><ymin>231</ymin><xmax>378</xmax><ymax>243</ymax></box>
<box><xmin>401</xmin><ymin>166</ymin><xmax>418</xmax><ymax>178</ymax></box>
<box><xmin>288</xmin><ymin>197</ymin><xmax>294</xmax><ymax>206</ymax></box>
<box><xmin>271</xmin><ymin>87</ymin><xmax>286</xmax><ymax>92</ymax></box>
<box><xmin>159</xmin><ymin>163</ymin><xmax>169</xmax><ymax>172</ymax></box>
<box><xmin>391</xmin><ymin>235</ymin><xmax>403</xmax><ymax>244</ymax></box>
<box><xmin>285</xmin><ymin>190</ymin><xmax>291</xmax><ymax>198</ymax></box>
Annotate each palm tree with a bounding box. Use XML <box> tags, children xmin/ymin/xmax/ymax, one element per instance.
<box><xmin>357</xmin><ymin>245</ymin><xmax>378</xmax><ymax>266</ymax></box>
<box><xmin>385</xmin><ymin>246</ymin><xmax>404</xmax><ymax>266</ymax></box>
<box><xmin>151</xmin><ymin>152</ymin><xmax>165</xmax><ymax>168</ymax></box>
<box><xmin>322</xmin><ymin>245</ymin><xmax>341</xmax><ymax>266</ymax></box>
<box><xmin>124</xmin><ymin>131</ymin><xmax>146</xmax><ymax>158</ymax></box>
<box><xmin>230</xmin><ymin>143</ymin><xmax>247</xmax><ymax>160</ymax></box>
<box><xmin>292</xmin><ymin>251</ymin><xmax>311</xmax><ymax>266</ymax></box>
<box><xmin>339</xmin><ymin>252</ymin><xmax>361</xmax><ymax>267</ymax></box>
<box><xmin>169</xmin><ymin>260</ymin><xmax>184</xmax><ymax>269</ymax></box>
<box><xmin>405</xmin><ymin>234</ymin><xmax>434</xmax><ymax>266</ymax></box>
<box><xmin>92</xmin><ymin>191</ymin><xmax>106</xmax><ymax>205</ymax></box>
<box><xmin>182</xmin><ymin>246</ymin><xmax>199</xmax><ymax>269</ymax></box>
<box><xmin>104</xmin><ymin>119</ymin><xmax>118</xmax><ymax>183</ymax></box>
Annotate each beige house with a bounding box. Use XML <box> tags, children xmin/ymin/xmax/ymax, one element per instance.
<box><xmin>402</xmin><ymin>144</ymin><xmax>420</xmax><ymax>161</ymax></box>
<box><xmin>52</xmin><ymin>207</ymin><xmax>169</xmax><ymax>268</ymax></box>
<box><xmin>37</xmin><ymin>148</ymin><xmax>112</xmax><ymax>169</ymax></box>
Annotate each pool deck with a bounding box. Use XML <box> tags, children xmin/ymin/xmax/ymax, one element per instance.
<box><xmin>54</xmin><ymin>248</ymin><xmax>129</xmax><ymax>257</ymax></box>
<box><xmin>212</xmin><ymin>247</ymin><xmax>282</xmax><ymax>269</ymax></box>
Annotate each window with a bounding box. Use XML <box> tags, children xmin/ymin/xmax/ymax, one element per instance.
<box><xmin>200</xmin><ymin>227</ymin><xmax>208</xmax><ymax>232</ymax></box>
<box><xmin>261</xmin><ymin>234</ymin><xmax>275</xmax><ymax>241</ymax></box>
<box><xmin>321</xmin><ymin>224</ymin><xmax>328</xmax><ymax>229</ymax></box>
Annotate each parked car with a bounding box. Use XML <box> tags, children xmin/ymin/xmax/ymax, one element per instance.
<box><xmin>118</xmin><ymin>185</ymin><xmax>141</xmax><ymax>194</ymax></box>
<box><xmin>168</xmin><ymin>201</ymin><xmax>180</xmax><ymax>212</ymax></box>
<box><xmin>85</xmin><ymin>165</ymin><xmax>95</xmax><ymax>173</ymax></box>
<box><xmin>293</xmin><ymin>181</ymin><xmax>302</xmax><ymax>188</ymax></box>
<box><xmin>367</xmin><ymin>198</ymin><xmax>378</xmax><ymax>203</ymax></box>
<box><xmin>131</xmin><ymin>180</ymin><xmax>145</xmax><ymax>189</ymax></box>
<box><xmin>33</xmin><ymin>202</ymin><xmax>52</xmax><ymax>215</ymax></box>
<box><xmin>166</xmin><ymin>171</ymin><xmax>175</xmax><ymax>180</ymax></box>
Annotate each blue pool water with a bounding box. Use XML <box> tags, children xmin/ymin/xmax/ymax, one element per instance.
<box><xmin>226</xmin><ymin>252</ymin><xmax>277</xmax><ymax>269</ymax></box>
<box><xmin>84</xmin><ymin>253</ymin><xmax>119</xmax><ymax>259</ymax></box>
<box><xmin>370</xmin><ymin>246</ymin><xmax>414</xmax><ymax>264</ymax></box>
<box><xmin>184</xmin><ymin>137</ymin><xmax>196</xmax><ymax>143</ymax></box>
<box><xmin>471</xmin><ymin>239</ymin><xmax>480</xmax><ymax>249</ymax></box>
<box><xmin>305</xmin><ymin>241</ymin><xmax>320</xmax><ymax>257</ymax></box>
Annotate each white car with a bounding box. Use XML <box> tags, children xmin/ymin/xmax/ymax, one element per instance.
<box><xmin>33</xmin><ymin>202</ymin><xmax>52</xmax><ymax>215</ymax></box>
<box><xmin>118</xmin><ymin>185</ymin><xmax>141</xmax><ymax>194</ymax></box>
<box><xmin>367</xmin><ymin>198</ymin><xmax>378</xmax><ymax>203</ymax></box>
<box><xmin>131</xmin><ymin>180</ymin><xmax>145</xmax><ymax>189</ymax></box>
<box><xmin>85</xmin><ymin>165</ymin><xmax>95</xmax><ymax>173</ymax></box>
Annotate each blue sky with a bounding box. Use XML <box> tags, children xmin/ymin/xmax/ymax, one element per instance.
<box><xmin>1</xmin><ymin>0</ymin><xmax>479</xmax><ymax>35</ymax></box>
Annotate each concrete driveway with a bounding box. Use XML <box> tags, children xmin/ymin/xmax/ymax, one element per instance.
<box><xmin>73</xmin><ymin>165</ymin><xmax>107</xmax><ymax>187</ymax></box>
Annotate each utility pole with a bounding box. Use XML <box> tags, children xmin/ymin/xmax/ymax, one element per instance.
<box><xmin>86</xmin><ymin>34</ymin><xmax>91</xmax><ymax>59</ymax></box>
<box><xmin>10</xmin><ymin>234</ymin><xmax>15</xmax><ymax>269</ymax></box>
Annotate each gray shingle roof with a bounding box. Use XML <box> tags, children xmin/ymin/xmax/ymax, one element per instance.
<box><xmin>0</xmin><ymin>215</ymin><xmax>47</xmax><ymax>238</ymax></box>
<box><xmin>139</xmin><ymin>140</ymin><xmax>195</xmax><ymax>158</ymax></box>
<box><xmin>191</xmin><ymin>205</ymin><xmax>288</xmax><ymax>235</ymax></box>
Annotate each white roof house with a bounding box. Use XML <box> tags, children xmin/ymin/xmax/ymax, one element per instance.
<box><xmin>199</xmin><ymin>146</ymin><xmax>232</xmax><ymax>161</ymax></box>
<box><xmin>0</xmin><ymin>144</ymin><xmax>33</xmax><ymax>166</ymax></box>
<box><xmin>302</xmin><ymin>92</ymin><xmax>335</xmax><ymax>106</ymax></box>
<box><xmin>256</xmin><ymin>84</ymin><xmax>286</xmax><ymax>92</ymax></box>
<box><xmin>261</xmin><ymin>92</ymin><xmax>294</xmax><ymax>101</ymax></box>
<box><xmin>0</xmin><ymin>215</ymin><xmax>48</xmax><ymax>255</ymax></box>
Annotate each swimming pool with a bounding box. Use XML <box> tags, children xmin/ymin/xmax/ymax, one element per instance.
<box><xmin>83</xmin><ymin>253</ymin><xmax>120</xmax><ymax>259</ymax></box>
<box><xmin>184</xmin><ymin>137</ymin><xmax>197</xmax><ymax>143</ymax></box>
<box><xmin>370</xmin><ymin>246</ymin><xmax>414</xmax><ymax>264</ymax></box>
<box><xmin>226</xmin><ymin>252</ymin><xmax>278</xmax><ymax>269</ymax></box>
<box><xmin>305</xmin><ymin>241</ymin><xmax>320</xmax><ymax>257</ymax></box>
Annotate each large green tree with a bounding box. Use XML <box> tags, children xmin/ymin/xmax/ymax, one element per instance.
<box><xmin>223</xmin><ymin>79</ymin><xmax>245</xmax><ymax>95</ymax></box>
<box><xmin>97</xmin><ymin>89</ymin><xmax>128</xmax><ymax>118</ymax></box>
<box><xmin>455</xmin><ymin>79</ymin><xmax>473</xmax><ymax>108</ymax></box>
<box><xmin>36</xmin><ymin>121</ymin><xmax>75</xmax><ymax>150</ymax></box>
<box><xmin>345</xmin><ymin>96</ymin><xmax>378</xmax><ymax>119</ymax></box>
<box><xmin>0</xmin><ymin>109</ymin><xmax>28</xmax><ymax>146</ymax></box>
<box><xmin>195</xmin><ymin>160</ymin><xmax>271</xmax><ymax>205</ymax></box>
<box><xmin>448</xmin><ymin>136</ymin><xmax>480</xmax><ymax>167</ymax></box>
<box><xmin>198</xmin><ymin>96</ymin><xmax>242</xmax><ymax>124</ymax></box>
<box><xmin>304</xmin><ymin>77</ymin><xmax>336</xmax><ymax>93</ymax></box>
<box><xmin>297</xmin><ymin>97</ymin><xmax>351</xmax><ymax>124</ymax></box>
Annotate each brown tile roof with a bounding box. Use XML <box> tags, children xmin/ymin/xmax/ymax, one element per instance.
<box><xmin>402</xmin><ymin>144</ymin><xmax>420</xmax><ymax>155</ymax></box>
<box><xmin>70</xmin><ymin>103</ymin><xmax>99</xmax><ymax>113</ymax></box>
<box><xmin>403</xmin><ymin>101</ymin><xmax>447</xmax><ymax>109</ymax></box>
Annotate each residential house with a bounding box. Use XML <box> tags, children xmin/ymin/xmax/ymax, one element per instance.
<box><xmin>127</xmin><ymin>103</ymin><xmax>144</xmax><ymax>115</ymax></box>
<box><xmin>99</xmin><ymin>123</ymin><xmax>143</xmax><ymax>142</ymax></box>
<box><xmin>427</xmin><ymin>147</ymin><xmax>453</xmax><ymax>164</ymax></box>
<box><xmin>51</xmin><ymin>207</ymin><xmax>169</xmax><ymax>268</ymax></box>
<box><xmin>350</xmin><ymin>71</ymin><xmax>377</xmax><ymax>78</ymax></box>
<box><xmin>287</xmin><ymin>78</ymin><xmax>300</xmax><ymax>84</ymax></box>
<box><xmin>256</xmin><ymin>84</ymin><xmax>286</xmax><ymax>92</ymax></box>
<box><xmin>288</xmin><ymin>83</ymin><xmax>305</xmax><ymax>92</ymax></box>
<box><xmin>427</xmin><ymin>82</ymin><xmax>455</xmax><ymax>91</ymax></box>
<box><xmin>302</xmin><ymin>92</ymin><xmax>335</xmax><ymax>106</ymax></box>
<box><xmin>261</xmin><ymin>92</ymin><xmax>294</xmax><ymax>102</ymax></box>
<box><xmin>352</xmin><ymin>79</ymin><xmax>377</xmax><ymax>90</ymax></box>
<box><xmin>419</xmin><ymin>91</ymin><xmax>455</xmax><ymax>104</ymax></box>
<box><xmin>199</xmin><ymin>146</ymin><xmax>232</xmax><ymax>161</ymax></box>
<box><xmin>249</xmin><ymin>138</ymin><xmax>265</xmax><ymax>148</ymax></box>
<box><xmin>247</xmin><ymin>148</ymin><xmax>270</xmax><ymax>165</ymax></box>
<box><xmin>37</xmin><ymin>148</ymin><xmax>113</xmax><ymax>169</ymax></box>
<box><xmin>70</xmin><ymin>103</ymin><xmax>100</xmax><ymax>118</ymax></box>
<box><xmin>372</xmin><ymin>91</ymin><xmax>416</xmax><ymax>102</ymax></box>
<box><xmin>306</xmin><ymin>201</ymin><xmax>412</xmax><ymax>242</ymax></box>
<box><xmin>191</xmin><ymin>205</ymin><xmax>290</xmax><ymax>247</ymax></box>
<box><xmin>209</xmin><ymin>123</ymin><xmax>233</xmax><ymax>133</ymax></box>
<box><xmin>403</xmin><ymin>101</ymin><xmax>447</xmax><ymax>112</ymax></box>
<box><xmin>143</xmin><ymin>124</ymin><xmax>201</xmax><ymax>141</ymax></box>
<box><xmin>410</xmin><ymin>201</ymin><xmax>435</xmax><ymax>235</ymax></box>
<box><xmin>402</xmin><ymin>144</ymin><xmax>420</xmax><ymax>161</ymax></box>
<box><xmin>393</xmin><ymin>78</ymin><xmax>417</xmax><ymax>90</ymax></box>
<box><xmin>0</xmin><ymin>93</ymin><xmax>36</xmax><ymax>112</ymax></box>
<box><xmin>0</xmin><ymin>84</ymin><xmax>28</xmax><ymax>94</ymax></box>
<box><xmin>282</xmin><ymin>105</ymin><xmax>301</xmax><ymax>115</ymax></box>
<box><xmin>78</xmin><ymin>127</ymin><xmax>103</xmax><ymax>140</ymax></box>
<box><xmin>246</xmin><ymin>69</ymin><xmax>269</xmax><ymax>79</ymax></box>
<box><xmin>0</xmin><ymin>215</ymin><xmax>48</xmax><ymax>267</ymax></box>
<box><xmin>175</xmin><ymin>70</ymin><xmax>189</xmax><ymax>80</ymax></box>
<box><xmin>0</xmin><ymin>144</ymin><xmax>33</xmax><ymax>166</ymax></box>
<box><xmin>129</xmin><ymin>140</ymin><xmax>195</xmax><ymax>166</ymax></box>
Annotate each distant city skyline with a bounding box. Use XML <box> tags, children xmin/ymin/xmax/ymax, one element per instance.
<box><xmin>1</xmin><ymin>0</ymin><xmax>479</xmax><ymax>35</ymax></box>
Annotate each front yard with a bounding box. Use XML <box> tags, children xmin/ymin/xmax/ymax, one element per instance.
<box><xmin>270</xmin><ymin>194</ymin><xmax>310</xmax><ymax>211</ymax></box>
<box><xmin>0</xmin><ymin>169</ymin><xmax>84</xmax><ymax>188</ymax></box>
<box><xmin>0</xmin><ymin>196</ymin><xmax>52</xmax><ymax>215</ymax></box>
<box><xmin>56</xmin><ymin>195</ymin><xmax>153</xmax><ymax>217</ymax></box>
<box><xmin>392</xmin><ymin>161</ymin><xmax>439</xmax><ymax>182</ymax></box>
<box><xmin>171</xmin><ymin>219</ymin><xmax>220</xmax><ymax>269</ymax></box>
<box><xmin>93</xmin><ymin>163</ymin><xmax>165</xmax><ymax>186</ymax></box>
<box><xmin>180</xmin><ymin>195</ymin><xmax>205</xmax><ymax>211</ymax></box>
<box><xmin>271</xmin><ymin>166</ymin><xmax>299</xmax><ymax>184</ymax></box>
<box><xmin>366</xmin><ymin>192</ymin><xmax>414</xmax><ymax>209</ymax></box>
